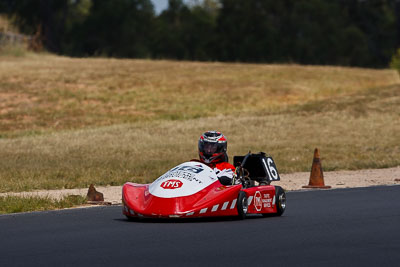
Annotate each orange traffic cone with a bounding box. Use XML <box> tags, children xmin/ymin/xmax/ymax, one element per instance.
<box><xmin>302</xmin><ymin>148</ymin><xmax>331</xmax><ymax>189</ymax></box>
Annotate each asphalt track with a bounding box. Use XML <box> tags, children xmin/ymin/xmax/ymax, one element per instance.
<box><xmin>1</xmin><ymin>186</ymin><xmax>399</xmax><ymax>267</ymax></box>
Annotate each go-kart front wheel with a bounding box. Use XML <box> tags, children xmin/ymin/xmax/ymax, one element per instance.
<box><xmin>237</xmin><ymin>191</ymin><xmax>248</xmax><ymax>220</ymax></box>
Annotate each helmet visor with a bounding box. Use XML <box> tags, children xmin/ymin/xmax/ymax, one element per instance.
<box><xmin>203</xmin><ymin>143</ymin><xmax>218</xmax><ymax>155</ymax></box>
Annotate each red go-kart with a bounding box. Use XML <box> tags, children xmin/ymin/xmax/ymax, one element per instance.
<box><xmin>122</xmin><ymin>152</ymin><xmax>286</xmax><ymax>220</ymax></box>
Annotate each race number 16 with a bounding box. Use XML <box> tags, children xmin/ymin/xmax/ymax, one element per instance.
<box><xmin>262</xmin><ymin>158</ymin><xmax>279</xmax><ymax>180</ymax></box>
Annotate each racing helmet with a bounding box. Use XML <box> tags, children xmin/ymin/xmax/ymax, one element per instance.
<box><xmin>198</xmin><ymin>131</ymin><xmax>228</xmax><ymax>164</ymax></box>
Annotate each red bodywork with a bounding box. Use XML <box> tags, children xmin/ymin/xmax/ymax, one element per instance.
<box><xmin>122</xmin><ymin>181</ymin><xmax>278</xmax><ymax>218</ymax></box>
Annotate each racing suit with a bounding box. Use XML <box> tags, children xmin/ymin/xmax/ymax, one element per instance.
<box><xmin>207</xmin><ymin>161</ymin><xmax>236</xmax><ymax>186</ymax></box>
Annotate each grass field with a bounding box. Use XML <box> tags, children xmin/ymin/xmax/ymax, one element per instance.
<box><xmin>0</xmin><ymin>54</ymin><xmax>399</xmax><ymax>193</ymax></box>
<box><xmin>0</xmin><ymin>194</ymin><xmax>87</xmax><ymax>214</ymax></box>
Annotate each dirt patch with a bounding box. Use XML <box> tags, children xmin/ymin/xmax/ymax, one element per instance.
<box><xmin>1</xmin><ymin>166</ymin><xmax>399</xmax><ymax>205</ymax></box>
<box><xmin>275</xmin><ymin>166</ymin><xmax>400</xmax><ymax>191</ymax></box>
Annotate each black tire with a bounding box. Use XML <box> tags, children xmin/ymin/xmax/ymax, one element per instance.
<box><xmin>275</xmin><ymin>186</ymin><xmax>286</xmax><ymax>216</ymax></box>
<box><xmin>125</xmin><ymin>215</ymin><xmax>139</xmax><ymax>222</ymax></box>
<box><xmin>125</xmin><ymin>215</ymin><xmax>134</xmax><ymax>220</ymax></box>
<box><xmin>237</xmin><ymin>191</ymin><xmax>248</xmax><ymax>220</ymax></box>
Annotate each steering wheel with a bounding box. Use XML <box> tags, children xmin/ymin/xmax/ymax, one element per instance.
<box><xmin>234</xmin><ymin>166</ymin><xmax>251</xmax><ymax>188</ymax></box>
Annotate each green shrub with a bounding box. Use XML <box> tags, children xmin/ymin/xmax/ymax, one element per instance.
<box><xmin>390</xmin><ymin>48</ymin><xmax>400</xmax><ymax>73</ymax></box>
<box><xmin>0</xmin><ymin>43</ymin><xmax>28</xmax><ymax>57</ymax></box>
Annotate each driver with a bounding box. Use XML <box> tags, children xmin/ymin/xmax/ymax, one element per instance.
<box><xmin>198</xmin><ymin>131</ymin><xmax>236</xmax><ymax>185</ymax></box>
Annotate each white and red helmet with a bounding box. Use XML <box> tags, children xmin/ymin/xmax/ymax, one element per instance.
<box><xmin>198</xmin><ymin>131</ymin><xmax>228</xmax><ymax>164</ymax></box>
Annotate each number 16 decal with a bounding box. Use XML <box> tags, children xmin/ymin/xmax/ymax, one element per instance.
<box><xmin>262</xmin><ymin>157</ymin><xmax>279</xmax><ymax>180</ymax></box>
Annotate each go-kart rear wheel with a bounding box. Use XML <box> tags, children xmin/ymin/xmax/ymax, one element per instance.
<box><xmin>237</xmin><ymin>191</ymin><xmax>248</xmax><ymax>220</ymax></box>
<box><xmin>275</xmin><ymin>186</ymin><xmax>286</xmax><ymax>216</ymax></box>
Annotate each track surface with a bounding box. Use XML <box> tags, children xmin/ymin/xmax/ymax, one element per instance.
<box><xmin>1</xmin><ymin>186</ymin><xmax>399</xmax><ymax>266</ymax></box>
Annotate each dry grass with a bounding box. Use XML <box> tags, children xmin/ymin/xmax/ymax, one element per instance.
<box><xmin>0</xmin><ymin>55</ymin><xmax>399</xmax><ymax>192</ymax></box>
<box><xmin>1</xmin><ymin>89</ymin><xmax>399</xmax><ymax>192</ymax></box>
<box><xmin>0</xmin><ymin>194</ymin><xmax>87</xmax><ymax>214</ymax></box>
<box><xmin>1</xmin><ymin>55</ymin><xmax>398</xmax><ymax>137</ymax></box>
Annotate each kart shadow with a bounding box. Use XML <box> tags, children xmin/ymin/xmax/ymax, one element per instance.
<box><xmin>114</xmin><ymin>214</ymin><xmax>267</xmax><ymax>224</ymax></box>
